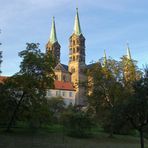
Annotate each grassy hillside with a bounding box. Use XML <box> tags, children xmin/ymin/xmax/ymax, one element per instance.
<box><xmin>0</xmin><ymin>127</ymin><xmax>148</xmax><ymax>148</ymax></box>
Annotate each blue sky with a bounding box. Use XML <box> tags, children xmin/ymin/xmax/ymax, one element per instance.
<box><xmin>0</xmin><ymin>0</ymin><xmax>148</xmax><ymax>76</ymax></box>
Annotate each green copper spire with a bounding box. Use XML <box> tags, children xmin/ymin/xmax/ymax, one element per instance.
<box><xmin>74</xmin><ymin>8</ymin><xmax>82</xmax><ymax>36</ymax></box>
<box><xmin>103</xmin><ymin>50</ymin><xmax>107</xmax><ymax>67</ymax></box>
<box><xmin>50</xmin><ymin>17</ymin><xmax>57</xmax><ymax>44</ymax></box>
<box><xmin>127</xmin><ymin>43</ymin><xmax>132</xmax><ymax>60</ymax></box>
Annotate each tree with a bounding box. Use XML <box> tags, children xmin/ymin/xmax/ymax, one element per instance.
<box><xmin>0</xmin><ymin>79</ymin><xmax>18</xmax><ymax>126</ymax></box>
<box><xmin>47</xmin><ymin>97</ymin><xmax>65</xmax><ymax>123</ymax></box>
<box><xmin>123</xmin><ymin>67</ymin><xmax>148</xmax><ymax>148</ymax></box>
<box><xmin>86</xmin><ymin>58</ymin><xmax>127</xmax><ymax>136</ymax></box>
<box><xmin>62</xmin><ymin>106</ymin><xmax>94</xmax><ymax>138</ymax></box>
<box><xmin>3</xmin><ymin>43</ymin><xmax>55</xmax><ymax>131</ymax></box>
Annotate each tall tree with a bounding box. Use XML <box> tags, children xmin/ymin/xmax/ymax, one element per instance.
<box><xmin>123</xmin><ymin>67</ymin><xmax>148</xmax><ymax>148</ymax></box>
<box><xmin>4</xmin><ymin>43</ymin><xmax>55</xmax><ymax>131</ymax></box>
<box><xmin>86</xmin><ymin>58</ymin><xmax>124</xmax><ymax>136</ymax></box>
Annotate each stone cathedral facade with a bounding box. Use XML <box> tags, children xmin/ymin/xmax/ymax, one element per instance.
<box><xmin>46</xmin><ymin>9</ymin><xmax>87</xmax><ymax>105</ymax></box>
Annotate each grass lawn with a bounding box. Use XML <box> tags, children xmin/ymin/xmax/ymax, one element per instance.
<box><xmin>0</xmin><ymin>127</ymin><xmax>148</xmax><ymax>148</ymax></box>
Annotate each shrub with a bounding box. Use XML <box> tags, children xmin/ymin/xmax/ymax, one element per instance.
<box><xmin>62</xmin><ymin>109</ymin><xmax>94</xmax><ymax>138</ymax></box>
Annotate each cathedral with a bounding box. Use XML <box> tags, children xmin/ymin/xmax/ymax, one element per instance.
<box><xmin>45</xmin><ymin>8</ymin><xmax>135</xmax><ymax>106</ymax></box>
<box><xmin>46</xmin><ymin>8</ymin><xmax>87</xmax><ymax>105</ymax></box>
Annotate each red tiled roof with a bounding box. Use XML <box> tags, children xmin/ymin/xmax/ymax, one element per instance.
<box><xmin>54</xmin><ymin>80</ymin><xmax>75</xmax><ymax>91</ymax></box>
<box><xmin>0</xmin><ymin>77</ymin><xmax>75</xmax><ymax>91</ymax></box>
<box><xmin>0</xmin><ymin>76</ymin><xmax>8</xmax><ymax>83</ymax></box>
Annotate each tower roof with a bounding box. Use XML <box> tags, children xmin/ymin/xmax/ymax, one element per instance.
<box><xmin>74</xmin><ymin>8</ymin><xmax>82</xmax><ymax>36</ymax></box>
<box><xmin>49</xmin><ymin>17</ymin><xmax>57</xmax><ymax>44</ymax></box>
<box><xmin>103</xmin><ymin>50</ymin><xmax>107</xmax><ymax>67</ymax></box>
<box><xmin>127</xmin><ymin>43</ymin><xmax>132</xmax><ymax>60</ymax></box>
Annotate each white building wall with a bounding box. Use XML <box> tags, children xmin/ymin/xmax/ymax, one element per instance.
<box><xmin>46</xmin><ymin>89</ymin><xmax>75</xmax><ymax>105</ymax></box>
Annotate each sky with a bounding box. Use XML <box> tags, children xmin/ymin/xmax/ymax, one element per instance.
<box><xmin>0</xmin><ymin>0</ymin><xmax>148</xmax><ymax>76</ymax></box>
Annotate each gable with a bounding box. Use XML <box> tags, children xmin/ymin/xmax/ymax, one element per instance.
<box><xmin>54</xmin><ymin>63</ymin><xmax>68</xmax><ymax>72</ymax></box>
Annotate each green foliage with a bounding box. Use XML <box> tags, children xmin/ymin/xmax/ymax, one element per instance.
<box><xmin>89</xmin><ymin>62</ymin><xmax>147</xmax><ymax>147</ymax></box>
<box><xmin>25</xmin><ymin>98</ymin><xmax>51</xmax><ymax>129</ymax></box>
<box><xmin>18</xmin><ymin>43</ymin><xmax>55</xmax><ymax>91</ymax></box>
<box><xmin>0</xmin><ymin>43</ymin><xmax>55</xmax><ymax>131</ymax></box>
<box><xmin>102</xmin><ymin>104</ymin><xmax>133</xmax><ymax>135</ymax></box>
<box><xmin>111</xmin><ymin>67</ymin><xmax>148</xmax><ymax>148</ymax></box>
<box><xmin>86</xmin><ymin>59</ymin><xmax>125</xmax><ymax>135</ymax></box>
<box><xmin>62</xmin><ymin>107</ymin><xmax>94</xmax><ymax>138</ymax></box>
<box><xmin>47</xmin><ymin>97</ymin><xmax>65</xmax><ymax>123</ymax></box>
<box><xmin>124</xmin><ymin>67</ymin><xmax>148</xmax><ymax>131</ymax></box>
<box><xmin>0</xmin><ymin>80</ymin><xmax>17</xmax><ymax>125</ymax></box>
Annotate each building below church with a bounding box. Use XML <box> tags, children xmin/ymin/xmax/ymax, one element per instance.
<box><xmin>46</xmin><ymin>80</ymin><xmax>75</xmax><ymax>105</ymax></box>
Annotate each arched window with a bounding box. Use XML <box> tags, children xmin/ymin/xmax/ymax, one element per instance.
<box><xmin>69</xmin><ymin>49</ymin><xmax>72</xmax><ymax>55</ymax></box>
<box><xmin>70</xmin><ymin>39</ymin><xmax>72</xmax><ymax>46</ymax></box>
<box><xmin>69</xmin><ymin>57</ymin><xmax>72</xmax><ymax>62</ymax></box>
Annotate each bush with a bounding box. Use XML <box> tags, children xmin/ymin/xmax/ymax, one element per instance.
<box><xmin>101</xmin><ymin>106</ymin><xmax>133</xmax><ymax>135</ymax></box>
<box><xmin>62</xmin><ymin>109</ymin><xmax>94</xmax><ymax>138</ymax></box>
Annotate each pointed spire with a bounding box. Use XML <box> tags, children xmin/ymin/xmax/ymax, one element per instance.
<box><xmin>50</xmin><ymin>17</ymin><xmax>57</xmax><ymax>44</ymax></box>
<box><xmin>103</xmin><ymin>50</ymin><xmax>107</xmax><ymax>67</ymax></box>
<box><xmin>74</xmin><ymin>8</ymin><xmax>82</xmax><ymax>36</ymax></box>
<box><xmin>126</xmin><ymin>43</ymin><xmax>132</xmax><ymax>60</ymax></box>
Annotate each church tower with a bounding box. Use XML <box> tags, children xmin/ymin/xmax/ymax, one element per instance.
<box><xmin>46</xmin><ymin>17</ymin><xmax>61</xmax><ymax>64</ymax></box>
<box><xmin>123</xmin><ymin>44</ymin><xmax>136</xmax><ymax>83</ymax></box>
<box><xmin>103</xmin><ymin>50</ymin><xmax>107</xmax><ymax>67</ymax></box>
<box><xmin>68</xmin><ymin>8</ymin><xmax>86</xmax><ymax>105</ymax></box>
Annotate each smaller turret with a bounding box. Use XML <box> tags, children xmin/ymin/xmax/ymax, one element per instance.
<box><xmin>46</xmin><ymin>17</ymin><xmax>61</xmax><ymax>63</ymax></box>
<box><xmin>123</xmin><ymin>44</ymin><xmax>137</xmax><ymax>83</ymax></box>
<box><xmin>103</xmin><ymin>50</ymin><xmax>107</xmax><ymax>67</ymax></box>
<box><xmin>126</xmin><ymin>43</ymin><xmax>132</xmax><ymax>60</ymax></box>
<box><xmin>74</xmin><ymin>8</ymin><xmax>82</xmax><ymax>36</ymax></box>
